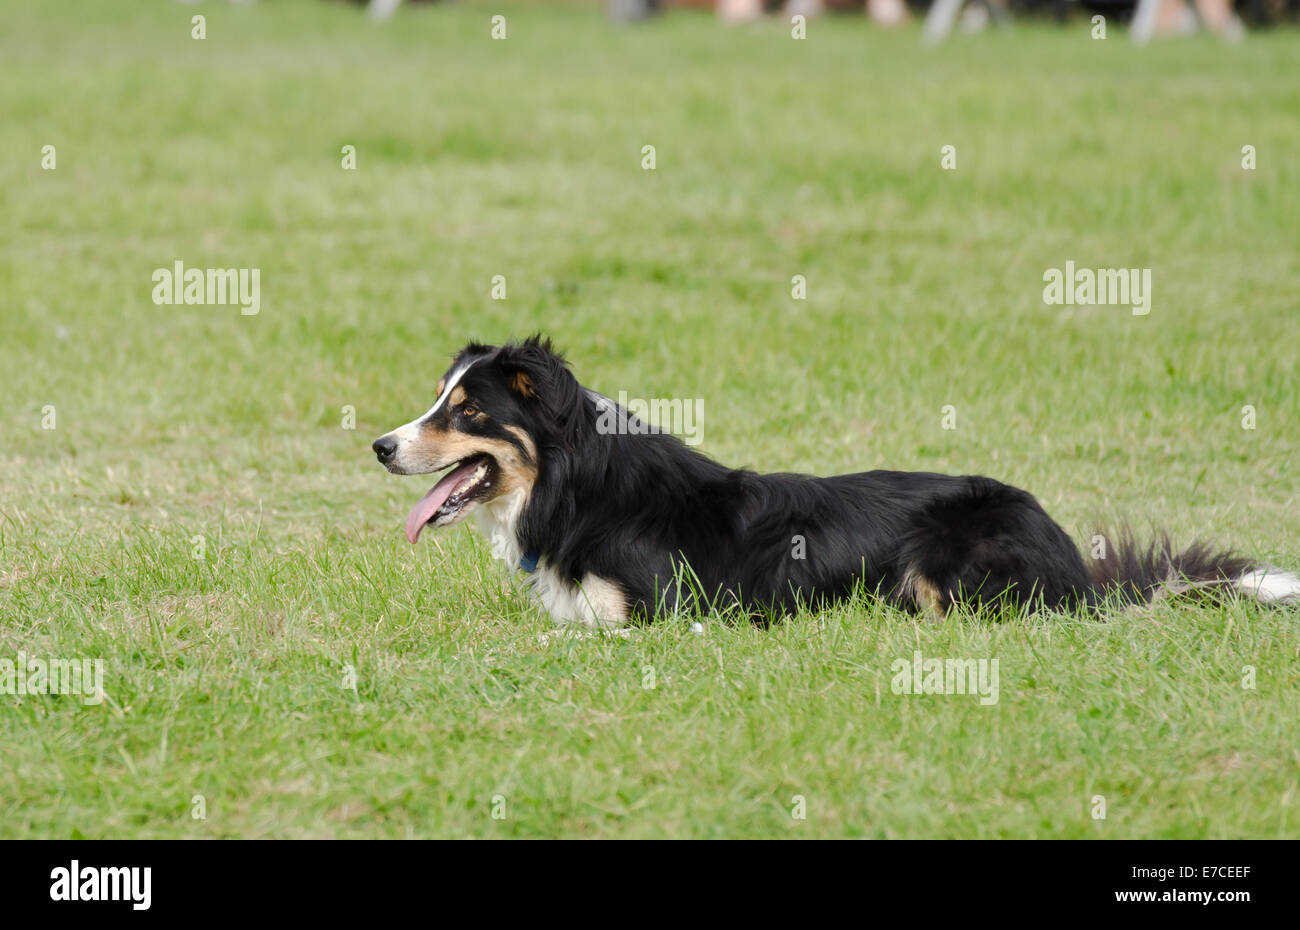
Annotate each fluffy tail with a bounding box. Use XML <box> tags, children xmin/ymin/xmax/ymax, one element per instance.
<box><xmin>1088</xmin><ymin>529</ymin><xmax>1300</xmax><ymax>608</ymax></box>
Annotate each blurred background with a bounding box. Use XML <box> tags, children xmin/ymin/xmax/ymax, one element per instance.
<box><xmin>346</xmin><ymin>0</ymin><xmax>1300</xmax><ymax>39</ymax></box>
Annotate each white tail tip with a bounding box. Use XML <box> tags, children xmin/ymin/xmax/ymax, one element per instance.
<box><xmin>1238</xmin><ymin>566</ymin><xmax>1300</xmax><ymax>606</ymax></box>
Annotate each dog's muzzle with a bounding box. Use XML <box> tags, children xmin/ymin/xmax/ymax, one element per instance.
<box><xmin>372</xmin><ymin>435</ymin><xmax>398</xmax><ymax>466</ymax></box>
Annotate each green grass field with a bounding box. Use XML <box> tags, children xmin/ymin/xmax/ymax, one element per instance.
<box><xmin>2</xmin><ymin>0</ymin><xmax>1298</xmax><ymax>838</ymax></box>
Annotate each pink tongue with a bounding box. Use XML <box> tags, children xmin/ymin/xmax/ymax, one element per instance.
<box><xmin>404</xmin><ymin>461</ymin><xmax>482</xmax><ymax>544</ymax></box>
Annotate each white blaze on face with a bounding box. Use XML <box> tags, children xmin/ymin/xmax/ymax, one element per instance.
<box><xmin>380</xmin><ymin>356</ymin><xmax>482</xmax><ymax>466</ymax></box>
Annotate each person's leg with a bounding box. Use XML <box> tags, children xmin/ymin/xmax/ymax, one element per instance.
<box><xmin>868</xmin><ymin>0</ymin><xmax>909</xmax><ymax>25</ymax></box>
<box><xmin>608</xmin><ymin>0</ymin><xmax>663</xmax><ymax>22</ymax></box>
<box><xmin>1156</xmin><ymin>0</ymin><xmax>1200</xmax><ymax>33</ymax></box>
<box><xmin>367</xmin><ymin>0</ymin><xmax>402</xmax><ymax>23</ymax></box>
<box><xmin>786</xmin><ymin>0</ymin><xmax>826</xmax><ymax>18</ymax></box>
<box><xmin>719</xmin><ymin>0</ymin><xmax>764</xmax><ymax>22</ymax></box>
<box><xmin>1146</xmin><ymin>0</ymin><xmax>1243</xmax><ymax>37</ymax></box>
<box><xmin>1191</xmin><ymin>0</ymin><xmax>1245</xmax><ymax>36</ymax></box>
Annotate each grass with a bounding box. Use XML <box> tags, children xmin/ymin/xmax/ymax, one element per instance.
<box><xmin>1</xmin><ymin>0</ymin><xmax>1298</xmax><ymax>838</ymax></box>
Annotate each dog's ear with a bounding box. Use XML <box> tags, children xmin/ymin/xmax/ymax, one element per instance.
<box><xmin>496</xmin><ymin>335</ymin><xmax>584</xmax><ymax>449</ymax></box>
<box><xmin>509</xmin><ymin>369</ymin><xmax>538</xmax><ymax>399</ymax></box>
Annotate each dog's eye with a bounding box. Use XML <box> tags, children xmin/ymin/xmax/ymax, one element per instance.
<box><xmin>461</xmin><ymin>405</ymin><xmax>479</xmax><ymax>418</ymax></box>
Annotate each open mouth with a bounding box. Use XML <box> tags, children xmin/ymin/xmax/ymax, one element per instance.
<box><xmin>404</xmin><ymin>454</ymin><xmax>498</xmax><ymax>543</ymax></box>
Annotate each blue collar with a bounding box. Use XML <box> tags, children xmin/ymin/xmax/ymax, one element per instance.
<box><xmin>519</xmin><ymin>550</ymin><xmax>540</xmax><ymax>573</ymax></box>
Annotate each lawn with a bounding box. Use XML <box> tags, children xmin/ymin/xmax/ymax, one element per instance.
<box><xmin>1</xmin><ymin>0</ymin><xmax>1298</xmax><ymax>838</ymax></box>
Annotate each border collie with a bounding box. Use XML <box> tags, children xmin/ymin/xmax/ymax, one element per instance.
<box><xmin>372</xmin><ymin>336</ymin><xmax>1299</xmax><ymax>628</ymax></box>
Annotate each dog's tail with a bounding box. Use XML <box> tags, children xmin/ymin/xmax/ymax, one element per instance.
<box><xmin>1087</xmin><ymin>529</ymin><xmax>1300</xmax><ymax>608</ymax></box>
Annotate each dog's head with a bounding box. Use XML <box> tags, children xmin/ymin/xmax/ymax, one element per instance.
<box><xmin>371</xmin><ymin>335</ymin><xmax>583</xmax><ymax>543</ymax></box>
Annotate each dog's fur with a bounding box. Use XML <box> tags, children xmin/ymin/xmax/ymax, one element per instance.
<box><xmin>373</xmin><ymin>336</ymin><xmax>1300</xmax><ymax>628</ymax></box>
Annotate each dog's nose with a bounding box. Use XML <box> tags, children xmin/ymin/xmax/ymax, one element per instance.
<box><xmin>372</xmin><ymin>436</ymin><xmax>398</xmax><ymax>464</ymax></box>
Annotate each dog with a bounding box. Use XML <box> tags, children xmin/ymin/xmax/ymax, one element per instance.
<box><xmin>372</xmin><ymin>336</ymin><xmax>1299</xmax><ymax>628</ymax></box>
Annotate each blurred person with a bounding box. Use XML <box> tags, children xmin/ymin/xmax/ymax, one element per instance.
<box><xmin>609</xmin><ymin>0</ymin><xmax>664</xmax><ymax>21</ymax></box>
<box><xmin>717</xmin><ymin>0</ymin><xmax>773</xmax><ymax>22</ymax></box>
<box><xmin>1131</xmin><ymin>0</ymin><xmax>1244</xmax><ymax>40</ymax></box>
<box><xmin>716</xmin><ymin>0</ymin><xmax>908</xmax><ymax>24</ymax></box>
<box><xmin>330</xmin><ymin>0</ymin><xmax>444</xmax><ymax>22</ymax></box>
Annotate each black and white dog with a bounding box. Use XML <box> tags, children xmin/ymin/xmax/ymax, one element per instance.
<box><xmin>372</xmin><ymin>336</ymin><xmax>1298</xmax><ymax>628</ymax></box>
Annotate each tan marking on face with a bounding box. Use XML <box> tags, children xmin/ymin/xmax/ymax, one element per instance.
<box><xmin>436</xmin><ymin>378</ymin><xmax>446</xmax><ymax>399</ymax></box>
<box><xmin>403</xmin><ymin>425</ymin><xmax>539</xmax><ymax>505</ymax></box>
<box><xmin>505</xmin><ymin>425</ymin><xmax>537</xmax><ymax>464</ymax></box>
<box><xmin>448</xmin><ymin>385</ymin><xmax>467</xmax><ymax>408</ymax></box>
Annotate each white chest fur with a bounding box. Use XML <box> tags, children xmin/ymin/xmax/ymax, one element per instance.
<box><xmin>473</xmin><ymin>492</ymin><xmax>628</xmax><ymax>629</ymax></box>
